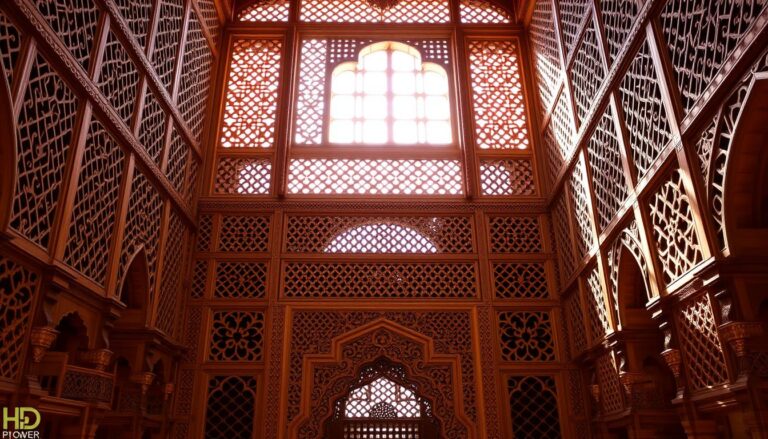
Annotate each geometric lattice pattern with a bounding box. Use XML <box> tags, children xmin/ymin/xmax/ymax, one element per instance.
<box><xmin>586</xmin><ymin>107</ymin><xmax>629</xmax><ymax>230</ymax></box>
<box><xmin>497</xmin><ymin>311</ymin><xmax>556</xmax><ymax>361</ymax></box>
<box><xmin>214</xmin><ymin>157</ymin><xmax>272</xmax><ymax>195</ymax></box>
<box><xmin>507</xmin><ymin>376</ymin><xmax>561</xmax><ymax>439</ymax></box>
<box><xmin>218</xmin><ymin>215</ymin><xmax>271</xmax><ymax>253</ymax></box>
<box><xmin>138</xmin><ymin>91</ymin><xmax>168</xmax><ymax>164</ymax></box>
<box><xmin>568</xmin><ymin>155</ymin><xmax>595</xmax><ymax>257</ymax></box>
<box><xmin>209</xmin><ymin>311</ymin><xmax>266</xmax><ymax>361</ymax></box>
<box><xmin>529</xmin><ymin>0</ymin><xmax>562</xmax><ymax>113</ymax></box>
<box><xmin>584</xmin><ymin>266</ymin><xmax>611</xmax><ymax>343</ymax></box>
<box><xmin>0</xmin><ymin>257</ymin><xmax>38</xmax><ymax>381</ymax></box>
<box><xmin>287</xmin><ymin>159</ymin><xmax>464</xmax><ymax>195</ymax></box>
<box><xmin>596</xmin><ymin>353</ymin><xmax>624</xmax><ymax>414</ymax></box>
<box><xmin>618</xmin><ymin>41</ymin><xmax>673</xmax><ymax>177</ymax></box>
<box><xmin>214</xmin><ymin>262</ymin><xmax>268</xmax><ymax>299</ymax></box>
<box><xmin>205</xmin><ymin>376</ymin><xmax>258</xmax><ymax>439</ymax></box>
<box><xmin>220</xmin><ymin>39</ymin><xmax>282</xmax><ymax>148</ymax></box>
<box><xmin>557</xmin><ymin>0</ymin><xmax>591</xmax><ymax>56</ymax></box>
<box><xmin>283</xmin><ymin>262</ymin><xmax>478</xmax><ymax>299</ymax></box>
<box><xmin>564</xmin><ymin>289</ymin><xmax>587</xmax><ymax>356</ymax></box>
<box><xmin>648</xmin><ymin>170</ymin><xmax>704</xmax><ymax>285</ymax></box>
<box><xmin>460</xmin><ymin>0</ymin><xmax>512</xmax><ymax>23</ymax></box>
<box><xmin>660</xmin><ymin>0</ymin><xmax>766</xmax><ymax>113</ymax></box>
<box><xmin>488</xmin><ymin>216</ymin><xmax>543</xmax><ymax>253</ymax></box>
<box><xmin>178</xmin><ymin>11</ymin><xmax>214</xmax><ymax>142</ymax></box>
<box><xmin>157</xmin><ymin>211</ymin><xmax>188</xmax><ymax>336</ymax></box>
<box><xmin>239</xmin><ymin>0</ymin><xmax>290</xmax><ymax>22</ymax></box>
<box><xmin>345</xmin><ymin>377</ymin><xmax>421</xmax><ymax>418</ymax></box>
<box><xmin>493</xmin><ymin>263</ymin><xmax>549</xmax><ymax>299</ymax></box>
<box><xmin>35</xmin><ymin>0</ymin><xmax>99</xmax><ymax>70</ymax></box>
<box><xmin>552</xmin><ymin>191</ymin><xmax>576</xmax><ymax>282</ymax></box>
<box><xmin>294</xmin><ymin>39</ymin><xmax>327</xmax><ymax>144</ymax></box>
<box><xmin>480</xmin><ymin>159</ymin><xmax>536</xmax><ymax>196</ymax></box>
<box><xmin>674</xmin><ymin>293</ymin><xmax>729</xmax><ymax>391</ymax></box>
<box><xmin>300</xmin><ymin>0</ymin><xmax>450</xmax><ymax>23</ymax></box>
<box><xmin>598</xmin><ymin>0</ymin><xmax>640</xmax><ymax>64</ymax></box>
<box><xmin>468</xmin><ymin>40</ymin><xmax>529</xmax><ymax>150</ymax></box>
<box><xmin>152</xmin><ymin>0</ymin><xmax>184</xmax><ymax>91</ymax></box>
<box><xmin>97</xmin><ymin>31</ymin><xmax>139</xmax><ymax>124</ymax></box>
<box><xmin>569</xmin><ymin>23</ymin><xmax>605</xmax><ymax>124</ymax></box>
<box><xmin>285</xmin><ymin>215</ymin><xmax>474</xmax><ymax>253</ymax></box>
<box><xmin>11</xmin><ymin>54</ymin><xmax>79</xmax><ymax>249</ymax></box>
<box><xmin>191</xmin><ymin>259</ymin><xmax>208</xmax><ymax>299</ymax></box>
<box><xmin>63</xmin><ymin>118</ymin><xmax>125</xmax><ymax>285</ymax></box>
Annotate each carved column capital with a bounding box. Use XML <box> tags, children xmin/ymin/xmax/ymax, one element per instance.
<box><xmin>718</xmin><ymin>321</ymin><xmax>764</xmax><ymax>376</ymax></box>
<box><xmin>80</xmin><ymin>349</ymin><xmax>114</xmax><ymax>371</ymax></box>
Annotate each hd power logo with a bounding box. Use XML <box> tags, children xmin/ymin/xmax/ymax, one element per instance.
<box><xmin>2</xmin><ymin>408</ymin><xmax>41</xmax><ymax>439</ymax></box>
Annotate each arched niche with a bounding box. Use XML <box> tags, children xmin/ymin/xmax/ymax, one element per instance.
<box><xmin>51</xmin><ymin>312</ymin><xmax>90</xmax><ymax>364</ymax></box>
<box><xmin>722</xmin><ymin>74</ymin><xmax>768</xmax><ymax>256</ymax></box>
<box><xmin>116</xmin><ymin>248</ymin><xmax>151</xmax><ymax>328</ymax></box>
<box><xmin>0</xmin><ymin>56</ymin><xmax>16</xmax><ymax>231</ymax></box>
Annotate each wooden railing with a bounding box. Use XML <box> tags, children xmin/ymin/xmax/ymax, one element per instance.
<box><xmin>36</xmin><ymin>352</ymin><xmax>115</xmax><ymax>404</ymax></box>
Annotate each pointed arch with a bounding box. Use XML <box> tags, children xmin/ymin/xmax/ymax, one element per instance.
<box><xmin>116</xmin><ymin>248</ymin><xmax>151</xmax><ymax>328</ymax></box>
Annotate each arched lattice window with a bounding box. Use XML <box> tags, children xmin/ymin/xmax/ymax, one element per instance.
<box><xmin>329</xmin><ymin>42</ymin><xmax>451</xmax><ymax>145</ymax></box>
<box><xmin>325</xmin><ymin>223</ymin><xmax>438</xmax><ymax>253</ymax></box>
<box><xmin>345</xmin><ymin>377</ymin><xmax>421</xmax><ymax>418</ymax></box>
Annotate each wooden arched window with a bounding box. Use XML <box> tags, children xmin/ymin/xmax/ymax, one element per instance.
<box><xmin>328</xmin><ymin>41</ymin><xmax>451</xmax><ymax>145</ymax></box>
<box><xmin>325</xmin><ymin>223</ymin><xmax>438</xmax><ymax>253</ymax></box>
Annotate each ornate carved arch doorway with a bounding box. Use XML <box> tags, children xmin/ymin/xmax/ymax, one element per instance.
<box><xmin>325</xmin><ymin>358</ymin><xmax>440</xmax><ymax>439</ymax></box>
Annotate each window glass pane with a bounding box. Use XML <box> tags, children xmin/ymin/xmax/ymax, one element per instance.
<box><xmin>392</xmin><ymin>50</ymin><xmax>416</xmax><ymax>71</ymax></box>
<box><xmin>363</xmin><ymin>120</ymin><xmax>387</xmax><ymax>143</ymax></box>
<box><xmin>363</xmin><ymin>72</ymin><xmax>387</xmax><ymax>94</ymax></box>
<box><xmin>330</xmin><ymin>120</ymin><xmax>354</xmax><ymax>143</ymax></box>
<box><xmin>331</xmin><ymin>95</ymin><xmax>355</xmax><ymax>119</ymax></box>
<box><xmin>363</xmin><ymin>50</ymin><xmax>387</xmax><ymax>71</ymax></box>
<box><xmin>393</xmin><ymin>121</ymin><xmax>418</xmax><ymax>144</ymax></box>
<box><xmin>332</xmin><ymin>70</ymin><xmax>356</xmax><ymax>93</ymax></box>
<box><xmin>426</xmin><ymin>121</ymin><xmax>451</xmax><ymax>143</ymax></box>
<box><xmin>363</xmin><ymin>96</ymin><xmax>388</xmax><ymax>119</ymax></box>
<box><xmin>424</xmin><ymin>71</ymin><xmax>447</xmax><ymax>94</ymax></box>
<box><xmin>392</xmin><ymin>72</ymin><xmax>416</xmax><ymax>95</ymax></box>
<box><xmin>425</xmin><ymin>96</ymin><xmax>450</xmax><ymax>120</ymax></box>
<box><xmin>393</xmin><ymin>96</ymin><xmax>417</xmax><ymax>119</ymax></box>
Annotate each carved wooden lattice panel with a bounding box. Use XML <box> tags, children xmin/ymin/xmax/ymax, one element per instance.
<box><xmin>549</xmin><ymin>91</ymin><xmax>577</xmax><ymax>173</ymax></box>
<box><xmin>0</xmin><ymin>9</ymin><xmax>22</xmax><ymax>87</ymax></box>
<box><xmin>568</xmin><ymin>155</ymin><xmax>594</xmax><ymax>257</ymax></box>
<box><xmin>183</xmin><ymin>156</ymin><xmax>199</xmax><ymax>203</ymax></box>
<box><xmin>660</xmin><ymin>0</ymin><xmax>766</xmax><ymax>113</ymax></box>
<box><xmin>596</xmin><ymin>352</ymin><xmax>624</xmax><ymax>413</ymax></box>
<box><xmin>647</xmin><ymin>170</ymin><xmax>704</xmax><ymax>285</ymax></box>
<box><xmin>138</xmin><ymin>91</ymin><xmax>168</xmax><ymax>165</ymax></box>
<box><xmin>569</xmin><ymin>22</ymin><xmax>605</xmax><ymax>124</ymax></box>
<box><xmin>209</xmin><ymin>311</ymin><xmax>266</xmax><ymax>361</ymax></box>
<box><xmin>196</xmin><ymin>214</ymin><xmax>214</xmax><ymax>252</ymax></box>
<box><xmin>282</xmin><ymin>262</ymin><xmax>478</xmax><ymax>298</ymax></box>
<box><xmin>114</xmin><ymin>0</ymin><xmax>153</xmax><ymax>49</ymax></box>
<box><xmin>564</xmin><ymin>289</ymin><xmax>587</xmax><ymax>356</ymax></box>
<box><xmin>191</xmin><ymin>259</ymin><xmax>208</xmax><ymax>299</ymax></box>
<box><xmin>294</xmin><ymin>39</ymin><xmax>326</xmax><ymax>144</ymax></box>
<box><xmin>299</xmin><ymin>0</ymin><xmax>450</xmax><ymax>23</ymax></box>
<box><xmin>493</xmin><ymin>262</ymin><xmax>549</xmax><ymax>299</ymax></box>
<box><xmin>288</xmin><ymin>311</ymin><xmax>477</xmax><ymax>422</ymax></box>
<box><xmin>214</xmin><ymin>157</ymin><xmax>272</xmax><ymax>195</ymax></box>
<box><xmin>584</xmin><ymin>265</ymin><xmax>611</xmax><ymax>342</ymax></box>
<box><xmin>597</xmin><ymin>0</ymin><xmax>640</xmax><ymax>64</ymax></box>
<box><xmin>552</xmin><ymin>191</ymin><xmax>576</xmax><ymax>282</ymax></box>
<box><xmin>557</xmin><ymin>0</ymin><xmax>591</xmax><ymax>56</ymax></box>
<box><xmin>151</xmin><ymin>0</ymin><xmax>184</xmax><ymax>91</ymax></box>
<box><xmin>674</xmin><ymin>293</ymin><xmax>729</xmax><ymax>391</ymax></box>
<box><xmin>197</xmin><ymin>0</ymin><xmax>221</xmax><ymax>44</ymax></box>
<box><xmin>468</xmin><ymin>40</ymin><xmax>529</xmax><ymax>150</ymax></box>
<box><xmin>480</xmin><ymin>159</ymin><xmax>536</xmax><ymax>196</ymax></box>
<box><xmin>529</xmin><ymin>0</ymin><xmax>562</xmax><ymax>114</ymax></box>
<box><xmin>157</xmin><ymin>210</ymin><xmax>187</xmax><ymax>335</ymax></box>
<box><xmin>12</xmin><ymin>53</ymin><xmax>79</xmax><ymax>250</ymax></box>
<box><xmin>0</xmin><ymin>256</ymin><xmax>38</xmax><ymax>381</ymax></box>
<box><xmin>214</xmin><ymin>262</ymin><xmax>268</xmax><ymax>299</ymax></box>
<box><xmin>488</xmin><ymin>216</ymin><xmax>543</xmax><ymax>253</ymax></box>
<box><xmin>178</xmin><ymin>10</ymin><xmax>213</xmax><ymax>143</ymax></box>
<box><xmin>97</xmin><ymin>30</ymin><xmax>138</xmax><ymax>125</ymax></box>
<box><xmin>218</xmin><ymin>215</ymin><xmax>271</xmax><ymax>252</ymax></box>
<box><xmin>174</xmin><ymin>369</ymin><xmax>195</xmax><ymax>416</ymax></box>
<box><xmin>586</xmin><ymin>107</ymin><xmax>629</xmax><ymax>230</ymax></box>
<box><xmin>322</xmin><ymin>224</ymin><xmax>438</xmax><ymax>253</ymax></box>
<box><xmin>220</xmin><ymin>39</ymin><xmax>282</xmax><ymax>148</ymax></box>
<box><xmin>497</xmin><ymin>311</ymin><xmax>556</xmax><ymax>361</ymax></box>
<box><xmin>35</xmin><ymin>0</ymin><xmax>99</xmax><ymax>70</ymax></box>
<box><xmin>118</xmin><ymin>171</ymin><xmax>163</xmax><ymax>296</ymax></box>
<box><xmin>204</xmin><ymin>376</ymin><xmax>258</xmax><ymax>438</ymax></box>
<box><xmin>542</xmin><ymin>126</ymin><xmax>562</xmax><ymax>188</ymax></box>
<box><xmin>166</xmin><ymin>126</ymin><xmax>190</xmax><ymax>194</ymax></box>
<box><xmin>460</xmin><ymin>0</ymin><xmax>512</xmax><ymax>23</ymax></box>
<box><xmin>287</xmin><ymin>159</ymin><xmax>464</xmax><ymax>195</ymax></box>
<box><xmin>285</xmin><ymin>215</ymin><xmax>474</xmax><ymax>253</ymax></box>
<box><xmin>618</xmin><ymin>41</ymin><xmax>673</xmax><ymax>177</ymax></box>
<box><xmin>63</xmin><ymin>117</ymin><xmax>125</xmax><ymax>285</ymax></box>
<box><xmin>239</xmin><ymin>0</ymin><xmax>290</xmax><ymax>21</ymax></box>
<box><xmin>507</xmin><ymin>376</ymin><xmax>562</xmax><ymax>439</ymax></box>
<box><xmin>182</xmin><ymin>306</ymin><xmax>203</xmax><ymax>362</ymax></box>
